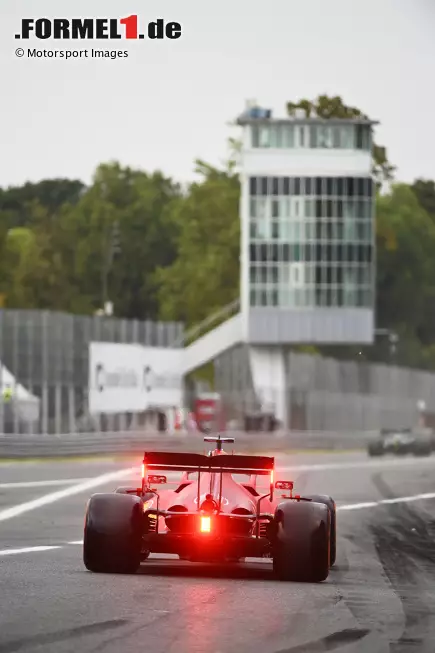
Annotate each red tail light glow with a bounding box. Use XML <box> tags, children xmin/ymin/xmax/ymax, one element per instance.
<box><xmin>200</xmin><ymin>516</ymin><xmax>211</xmax><ymax>533</ymax></box>
<box><xmin>269</xmin><ymin>469</ymin><xmax>275</xmax><ymax>500</ymax></box>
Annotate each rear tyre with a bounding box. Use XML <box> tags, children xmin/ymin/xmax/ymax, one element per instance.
<box><xmin>304</xmin><ymin>494</ymin><xmax>336</xmax><ymax>567</ymax></box>
<box><xmin>115</xmin><ymin>488</ymin><xmax>154</xmax><ymax>560</ymax></box>
<box><xmin>83</xmin><ymin>493</ymin><xmax>143</xmax><ymax>574</ymax></box>
<box><xmin>367</xmin><ymin>442</ymin><xmax>384</xmax><ymax>456</ymax></box>
<box><xmin>412</xmin><ymin>441</ymin><xmax>432</xmax><ymax>457</ymax></box>
<box><xmin>272</xmin><ymin>500</ymin><xmax>330</xmax><ymax>583</ymax></box>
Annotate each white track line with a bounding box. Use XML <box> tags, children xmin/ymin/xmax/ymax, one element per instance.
<box><xmin>0</xmin><ymin>479</ymin><xmax>91</xmax><ymax>489</ymax></box>
<box><xmin>279</xmin><ymin>456</ymin><xmax>435</xmax><ymax>473</ymax></box>
<box><xmin>0</xmin><ymin>467</ymin><xmax>136</xmax><ymax>523</ymax></box>
<box><xmin>338</xmin><ymin>492</ymin><xmax>435</xmax><ymax>511</ymax></box>
<box><xmin>0</xmin><ymin>546</ymin><xmax>61</xmax><ymax>556</ymax></box>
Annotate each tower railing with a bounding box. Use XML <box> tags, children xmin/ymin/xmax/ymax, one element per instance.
<box><xmin>170</xmin><ymin>298</ymin><xmax>241</xmax><ymax>348</ymax></box>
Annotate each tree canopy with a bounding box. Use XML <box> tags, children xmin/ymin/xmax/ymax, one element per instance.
<box><xmin>412</xmin><ymin>179</ymin><xmax>435</xmax><ymax>222</ymax></box>
<box><xmin>155</xmin><ymin>159</ymin><xmax>240</xmax><ymax>328</ymax></box>
<box><xmin>0</xmin><ymin>164</ymin><xmax>181</xmax><ymax>318</ymax></box>
<box><xmin>0</xmin><ymin>96</ymin><xmax>434</xmax><ymax>370</ymax></box>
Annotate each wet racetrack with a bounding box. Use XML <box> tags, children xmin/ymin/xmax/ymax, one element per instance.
<box><xmin>1</xmin><ymin>451</ymin><xmax>435</xmax><ymax>653</ymax></box>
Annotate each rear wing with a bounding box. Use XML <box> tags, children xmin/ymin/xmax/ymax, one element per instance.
<box><xmin>143</xmin><ymin>451</ymin><xmax>274</xmax><ymax>476</ymax></box>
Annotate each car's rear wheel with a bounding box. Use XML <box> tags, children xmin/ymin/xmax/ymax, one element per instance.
<box><xmin>272</xmin><ymin>500</ymin><xmax>330</xmax><ymax>583</ymax></box>
<box><xmin>412</xmin><ymin>442</ymin><xmax>432</xmax><ymax>457</ymax></box>
<box><xmin>83</xmin><ymin>493</ymin><xmax>143</xmax><ymax>574</ymax></box>
<box><xmin>367</xmin><ymin>442</ymin><xmax>384</xmax><ymax>456</ymax></box>
<box><xmin>304</xmin><ymin>494</ymin><xmax>336</xmax><ymax>567</ymax></box>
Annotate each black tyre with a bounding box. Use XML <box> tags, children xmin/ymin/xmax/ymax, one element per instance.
<box><xmin>304</xmin><ymin>494</ymin><xmax>336</xmax><ymax>567</ymax></box>
<box><xmin>367</xmin><ymin>441</ymin><xmax>384</xmax><ymax>456</ymax></box>
<box><xmin>83</xmin><ymin>493</ymin><xmax>143</xmax><ymax>574</ymax></box>
<box><xmin>115</xmin><ymin>486</ymin><xmax>155</xmax><ymax>562</ymax></box>
<box><xmin>412</xmin><ymin>441</ymin><xmax>431</xmax><ymax>457</ymax></box>
<box><xmin>272</xmin><ymin>500</ymin><xmax>330</xmax><ymax>583</ymax></box>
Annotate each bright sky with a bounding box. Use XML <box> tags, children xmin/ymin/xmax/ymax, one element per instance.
<box><xmin>1</xmin><ymin>0</ymin><xmax>434</xmax><ymax>188</ymax></box>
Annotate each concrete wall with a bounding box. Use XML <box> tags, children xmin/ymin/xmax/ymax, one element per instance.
<box><xmin>213</xmin><ymin>346</ymin><xmax>435</xmax><ymax>431</ymax></box>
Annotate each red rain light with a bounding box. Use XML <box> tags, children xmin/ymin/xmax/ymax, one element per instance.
<box><xmin>200</xmin><ymin>516</ymin><xmax>211</xmax><ymax>533</ymax></box>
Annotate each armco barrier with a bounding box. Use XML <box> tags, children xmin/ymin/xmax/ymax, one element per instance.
<box><xmin>0</xmin><ymin>430</ymin><xmax>374</xmax><ymax>458</ymax></box>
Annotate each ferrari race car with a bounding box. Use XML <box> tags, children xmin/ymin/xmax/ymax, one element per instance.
<box><xmin>83</xmin><ymin>436</ymin><xmax>336</xmax><ymax>582</ymax></box>
<box><xmin>367</xmin><ymin>428</ymin><xmax>432</xmax><ymax>457</ymax></box>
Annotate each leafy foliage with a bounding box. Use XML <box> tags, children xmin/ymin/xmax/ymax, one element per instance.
<box><xmin>0</xmin><ymin>164</ymin><xmax>181</xmax><ymax>318</ymax></box>
<box><xmin>412</xmin><ymin>179</ymin><xmax>435</xmax><ymax>222</ymax></box>
<box><xmin>155</xmin><ymin>159</ymin><xmax>240</xmax><ymax>327</ymax></box>
<box><xmin>0</xmin><ymin>178</ymin><xmax>85</xmax><ymax>229</ymax></box>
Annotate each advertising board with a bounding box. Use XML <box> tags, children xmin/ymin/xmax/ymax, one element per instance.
<box><xmin>88</xmin><ymin>342</ymin><xmax>183</xmax><ymax>414</ymax></box>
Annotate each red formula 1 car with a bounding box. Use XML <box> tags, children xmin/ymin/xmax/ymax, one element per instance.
<box><xmin>83</xmin><ymin>436</ymin><xmax>336</xmax><ymax>582</ymax></box>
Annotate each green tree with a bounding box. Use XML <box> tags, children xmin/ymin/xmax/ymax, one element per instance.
<box><xmin>0</xmin><ymin>164</ymin><xmax>181</xmax><ymax>317</ymax></box>
<box><xmin>412</xmin><ymin>179</ymin><xmax>435</xmax><ymax>222</ymax></box>
<box><xmin>0</xmin><ymin>178</ymin><xmax>89</xmax><ymax>309</ymax></box>
<box><xmin>2</xmin><ymin>203</ymin><xmax>82</xmax><ymax>311</ymax></box>
<box><xmin>0</xmin><ymin>178</ymin><xmax>85</xmax><ymax>229</ymax></box>
<box><xmin>286</xmin><ymin>95</ymin><xmax>395</xmax><ymax>185</ymax></box>
<box><xmin>371</xmin><ymin>184</ymin><xmax>435</xmax><ymax>366</ymax></box>
<box><xmin>155</xmin><ymin>159</ymin><xmax>240</xmax><ymax>327</ymax></box>
<box><xmin>64</xmin><ymin>162</ymin><xmax>182</xmax><ymax>318</ymax></box>
<box><xmin>0</xmin><ymin>222</ymin><xmax>9</xmax><ymax>305</ymax></box>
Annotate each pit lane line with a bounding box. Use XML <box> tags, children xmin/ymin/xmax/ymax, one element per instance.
<box><xmin>0</xmin><ymin>467</ymin><xmax>136</xmax><ymax>523</ymax></box>
<box><xmin>2</xmin><ymin>490</ymin><xmax>435</xmax><ymax>558</ymax></box>
<box><xmin>0</xmin><ymin>479</ymin><xmax>92</xmax><ymax>489</ymax></box>
<box><xmin>278</xmin><ymin>456</ymin><xmax>435</xmax><ymax>473</ymax></box>
<box><xmin>0</xmin><ymin>546</ymin><xmax>62</xmax><ymax>556</ymax></box>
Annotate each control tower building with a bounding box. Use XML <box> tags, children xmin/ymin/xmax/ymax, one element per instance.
<box><xmin>183</xmin><ymin>103</ymin><xmax>378</xmax><ymax>425</ymax></box>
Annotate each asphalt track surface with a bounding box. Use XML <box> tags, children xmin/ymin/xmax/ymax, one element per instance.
<box><xmin>1</xmin><ymin>452</ymin><xmax>435</xmax><ymax>653</ymax></box>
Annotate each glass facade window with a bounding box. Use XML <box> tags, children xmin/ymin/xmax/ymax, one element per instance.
<box><xmin>247</xmin><ymin>176</ymin><xmax>374</xmax><ymax>309</ymax></box>
<box><xmin>252</xmin><ymin>123</ymin><xmax>372</xmax><ymax>150</ymax></box>
<box><xmin>283</xmin><ymin>125</ymin><xmax>295</xmax><ymax>148</ymax></box>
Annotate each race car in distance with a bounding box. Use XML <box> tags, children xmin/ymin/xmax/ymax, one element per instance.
<box><xmin>367</xmin><ymin>427</ymin><xmax>432</xmax><ymax>457</ymax></box>
<box><xmin>83</xmin><ymin>436</ymin><xmax>336</xmax><ymax>582</ymax></box>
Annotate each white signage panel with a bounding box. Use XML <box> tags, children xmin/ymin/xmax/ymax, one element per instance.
<box><xmin>141</xmin><ymin>346</ymin><xmax>184</xmax><ymax>409</ymax></box>
<box><xmin>88</xmin><ymin>343</ymin><xmax>183</xmax><ymax>414</ymax></box>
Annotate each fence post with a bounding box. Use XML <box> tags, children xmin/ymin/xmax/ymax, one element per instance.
<box><xmin>41</xmin><ymin>311</ymin><xmax>49</xmax><ymax>434</ymax></box>
<box><xmin>13</xmin><ymin>311</ymin><xmax>19</xmax><ymax>435</ymax></box>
